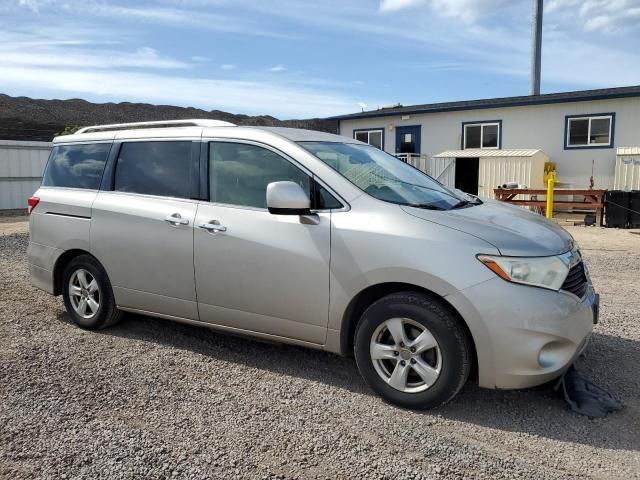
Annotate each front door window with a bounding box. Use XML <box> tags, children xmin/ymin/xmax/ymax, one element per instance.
<box><xmin>399</xmin><ymin>133</ymin><xmax>415</xmax><ymax>153</ymax></box>
<box><xmin>209</xmin><ymin>142</ymin><xmax>310</xmax><ymax>209</ymax></box>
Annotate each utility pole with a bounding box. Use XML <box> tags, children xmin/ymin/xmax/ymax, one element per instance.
<box><xmin>530</xmin><ymin>0</ymin><xmax>543</xmax><ymax>95</ymax></box>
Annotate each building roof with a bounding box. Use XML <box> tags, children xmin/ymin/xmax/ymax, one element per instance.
<box><xmin>331</xmin><ymin>85</ymin><xmax>640</xmax><ymax>121</ymax></box>
<box><xmin>433</xmin><ymin>149</ymin><xmax>542</xmax><ymax>158</ymax></box>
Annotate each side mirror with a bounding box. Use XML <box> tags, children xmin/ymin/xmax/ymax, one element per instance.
<box><xmin>266</xmin><ymin>181</ymin><xmax>311</xmax><ymax>215</ymax></box>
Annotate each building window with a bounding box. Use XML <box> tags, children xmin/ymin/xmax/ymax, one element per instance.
<box><xmin>565</xmin><ymin>114</ymin><xmax>614</xmax><ymax>148</ymax></box>
<box><xmin>354</xmin><ymin>129</ymin><xmax>384</xmax><ymax>149</ymax></box>
<box><xmin>462</xmin><ymin>121</ymin><xmax>500</xmax><ymax>149</ymax></box>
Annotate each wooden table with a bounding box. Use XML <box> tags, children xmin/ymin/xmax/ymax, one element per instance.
<box><xmin>494</xmin><ymin>188</ymin><xmax>607</xmax><ymax>226</ymax></box>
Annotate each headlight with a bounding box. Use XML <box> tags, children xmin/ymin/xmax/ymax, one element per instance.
<box><xmin>477</xmin><ymin>254</ymin><xmax>569</xmax><ymax>291</ymax></box>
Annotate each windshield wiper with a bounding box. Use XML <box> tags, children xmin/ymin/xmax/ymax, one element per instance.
<box><xmin>451</xmin><ymin>200</ymin><xmax>473</xmax><ymax>209</ymax></box>
<box><xmin>451</xmin><ymin>198</ymin><xmax>482</xmax><ymax>209</ymax></box>
<box><xmin>408</xmin><ymin>203</ymin><xmax>447</xmax><ymax>210</ymax></box>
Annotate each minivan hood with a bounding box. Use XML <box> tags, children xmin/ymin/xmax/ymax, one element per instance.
<box><xmin>401</xmin><ymin>199</ymin><xmax>573</xmax><ymax>257</ymax></box>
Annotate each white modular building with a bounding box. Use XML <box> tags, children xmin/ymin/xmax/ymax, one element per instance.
<box><xmin>333</xmin><ymin>85</ymin><xmax>640</xmax><ymax>196</ymax></box>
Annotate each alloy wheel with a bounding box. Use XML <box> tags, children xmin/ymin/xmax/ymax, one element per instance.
<box><xmin>68</xmin><ymin>268</ymin><xmax>101</xmax><ymax>319</ymax></box>
<box><xmin>369</xmin><ymin>317</ymin><xmax>442</xmax><ymax>393</ymax></box>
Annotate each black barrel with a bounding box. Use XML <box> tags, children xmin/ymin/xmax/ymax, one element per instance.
<box><xmin>605</xmin><ymin>191</ymin><xmax>630</xmax><ymax>228</ymax></box>
<box><xmin>630</xmin><ymin>191</ymin><xmax>640</xmax><ymax>228</ymax></box>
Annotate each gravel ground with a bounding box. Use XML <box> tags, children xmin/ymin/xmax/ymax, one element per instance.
<box><xmin>1</xmin><ymin>222</ymin><xmax>639</xmax><ymax>479</ymax></box>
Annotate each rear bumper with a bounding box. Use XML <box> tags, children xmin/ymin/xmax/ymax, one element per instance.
<box><xmin>29</xmin><ymin>263</ymin><xmax>54</xmax><ymax>294</ymax></box>
<box><xmin>447</xmin><ymin>276</ymin><xmax>596</xmax><ymax>390</ymax></box>
<box><xmin>27</xmin><ymin>241</ymin><xmax>59</xmax><ymax>295</ymax></box>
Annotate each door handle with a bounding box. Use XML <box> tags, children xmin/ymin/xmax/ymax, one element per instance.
<box><xmin>164</xmin><ymin>213</ymin><xmax>189</xmax><ymax>226</ymax></box>
<box><xmin>199</xmin><ymin>221</ymin><xmax>227</xmax><ymax>233</ymax></box>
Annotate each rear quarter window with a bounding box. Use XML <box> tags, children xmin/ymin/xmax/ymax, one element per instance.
<box><xmin>42</xmin><ymin>143</ymin><xmax>111</xmax><ymax>189</ymax></box>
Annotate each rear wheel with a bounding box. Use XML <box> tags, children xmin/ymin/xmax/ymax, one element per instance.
<box><xmin>354</xmin><ymin>292</ymin><xmax>472</xmax><ymax>409</ymax></box>
<box><xmin>62</xmin><ymin>255</ymin><xmax>122</xmax><ymax>330</ymax></box>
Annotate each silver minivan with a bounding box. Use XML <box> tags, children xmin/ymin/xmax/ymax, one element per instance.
<box><xmin>28</xmin><ymin>119</ymin><xmax>598</xmax><ymax>409</ymax></box>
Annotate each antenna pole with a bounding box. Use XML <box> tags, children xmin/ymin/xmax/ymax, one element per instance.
<box><xmin>530</xmin><ymin>0</ymin><xmax>543</xmax><ymax>95</ymax></box>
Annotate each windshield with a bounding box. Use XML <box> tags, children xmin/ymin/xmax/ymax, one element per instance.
<box><xmin>299</xmin><ymin>142</ymin><xmax>469</xmax><ymax>210</ymax></box>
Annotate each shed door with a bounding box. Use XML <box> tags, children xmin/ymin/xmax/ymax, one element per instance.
<box><xmin>454</xmin><ymin>157</ymin><xmax>479</xmax><ymax>195</ymax></box>
<box><xmin>429</xmin><ymin>158</ymin><xmax>456</xmax><ymax>188</ymax></box>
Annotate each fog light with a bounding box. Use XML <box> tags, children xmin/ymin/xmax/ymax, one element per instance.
<box><xmin>538</xmin><ymin>341</ymin><xmax>573</xmax><ymax>369</ymax></box>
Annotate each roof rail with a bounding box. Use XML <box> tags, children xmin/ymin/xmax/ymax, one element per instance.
<box><xmin>75</xmin><ymin>119</ymin><xmax>236</xmax><ymax>134</ymax></box>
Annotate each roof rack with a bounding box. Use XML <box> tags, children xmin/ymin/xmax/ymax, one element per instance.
<box><xmin>74</xmin><ymin>119</ymin><xmax>236</xmax><ymax>134</ymax></box>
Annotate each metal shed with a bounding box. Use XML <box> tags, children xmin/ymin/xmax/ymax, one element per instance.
<box><xmin>614</xmin><ymin>147</ymin><xmax>640</xmax><ymax>191</ymax></box>
<box><xmin>430</xmin><ymin>149</ymin><xmax>548</xmax><ymax>199</ymax></box>
<box><xmin>0</xmin><ymin>140</ymin><xmax>51</xmax><ymax>210</ymax></box>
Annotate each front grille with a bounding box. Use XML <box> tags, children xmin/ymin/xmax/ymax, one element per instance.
<box><xmin>561</xmin><ymin>261</ymin><xmax>588</xmax><ymax>298</ymax></box>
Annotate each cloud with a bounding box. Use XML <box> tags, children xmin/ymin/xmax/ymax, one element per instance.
<box><xmin>220</xmin><ymin>64</ymin><xmax>236</xmax><ymax>70</ymax></box>
<box><xmin>427</xmin><ymin>0</ymin><xmax>519</xmax><ymax>23</ymax></box>
<box><xmin>580</xmin><ymin>0</ymin><xmax>640</xmax><ymax>33</ymax></box>
<box><xmin>17</xmin><ymin>0</ymin><xmax>297</xmax><ymax>39</ymax></box>
<box><xmin>0</xmin><ymin>33</ymin><xmax>189</xmax><ymax>70</ymax></box>
<box><xmin>0</xmin><ymin>23</ymin><xmax>373</xmax><ymax>118</ymax></box>
<box><xmin>0</xmin><ymin>65</ymin><xmax>367</xmax><ymax>118</ymax></box>
<box><xmin>379</xmin><ymin>0</ymin><xmax>424</xmax><ymax>13</ymax></box>
<box><xmin>543</xmin><ymin>36</ymin><xmax>640</xmax><ymax>87</ymax></box>
<box><xmin>5</xmin><ymin>0</ymin><xmax>296</xmax><ymax>38</ymax></box>
<box><xmin>540</xmin><ymin>0</ymin><xmax>640</xmax><ymax>88</ymax></box>
<box><xmin>547</xmin><ymin>0</ymin><xmax>640</xmax><ymax>33</ymax></box>
<box><xmin>379</xmin><ymin>0</ymin><xmax>522</xmax><ymax>21</ymax></box>
<box><xmin>191</xmin><ymin>56</ymin><xmax>210</xmax><ymax>62</ymax></box>
<box><xmin>15</xmin><ymin>0</ymin><xmax>49</xmax><ymax>12</ymax></box>
<box><xmin>257</xmin><ymin>0</ymin><xmax>640</xmax><ymax>91</ymax></box>
<box><xmin>5</xmin><ymin>0</ymin><xmax>639</xmax><ymax>117</ymax></box>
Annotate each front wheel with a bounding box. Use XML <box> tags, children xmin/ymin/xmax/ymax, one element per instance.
<box><xmin>62</xmin><ymin>254</ymin><xmax>122</xmax><ymax>330</ymax></box>
<box><xmin>354</xmin><ymin>292</ymin><xmax>472</xmax><ymax>409</ymax></box>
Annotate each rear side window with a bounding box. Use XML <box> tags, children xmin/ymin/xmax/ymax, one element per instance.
<box><xmin>42</xmin><ymin>143</ymin><xmax>110</xmax><ymax>189</ymax></box>
<box><xmin>115</xmin><ymin>141</ymin><xmax>192</xmax><ymax>199</ymax></box>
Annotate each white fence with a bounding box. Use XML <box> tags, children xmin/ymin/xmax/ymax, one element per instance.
<box><xmin>0</xmin><ymin>140</ymin><xmax>51</xmax><ymax>210</ymax></box>
<box><xmin>395</xmin><ymin>153</ymin><xmax>428</xmax><ymax>172</ymax></box>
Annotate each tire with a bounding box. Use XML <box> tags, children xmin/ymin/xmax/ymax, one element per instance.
<box><xmin>354</xmin><ymin>292</ymin><xmax>472</xmax><ymax>410</ymax></box>
<box><xmin>62</xmin><ymin>254</ymin><xmax>122</xmax><ymax>330</ymax></box>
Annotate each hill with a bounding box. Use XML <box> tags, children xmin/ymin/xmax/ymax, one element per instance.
<box><xmin>0</xmin><ymin>94</ymin><xmax>338</xmax><ymax>142</ymax></box>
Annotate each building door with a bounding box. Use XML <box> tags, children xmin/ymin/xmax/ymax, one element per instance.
<box><xmin>395</xmin><ymin>126</ymin><xmax>421</xmax><ymax>154</ymax></box>
<box><xmin>454</xmin><ymin>157</ymin><xmax>479</xmax><ymax>195</ymax></box>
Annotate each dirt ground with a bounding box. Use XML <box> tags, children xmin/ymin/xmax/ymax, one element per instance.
<box><xmin>568</xmin><ymin>225</ymin><xmax>640</xmax><ymax>252</ymax></box>
<box><xmin>1</xmin><ymin>216</ymin><xmax>639</xmax><ymax>479</ymax></box>
<box><xmin>0</xmin><ymin>215</ymin><xmax>29</xmax><ymax>235</ymax></box>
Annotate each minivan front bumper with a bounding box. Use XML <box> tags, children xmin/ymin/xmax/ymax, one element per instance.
<box><xmin>446</xmin><ymin>276</ymin><xmax>596</xmax><ymax>390</ymax></box>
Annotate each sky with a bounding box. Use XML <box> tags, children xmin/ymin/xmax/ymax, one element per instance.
<box><xmin>1</xmin><ymin>0</ymin><xmax>639</xmax><ymax>119</ymax></box>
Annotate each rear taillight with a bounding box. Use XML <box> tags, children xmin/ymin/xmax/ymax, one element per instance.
<box><xmin>27</xmin><ymin>196</ymin><xmax>40</xmax><ymax>214</ymax></box>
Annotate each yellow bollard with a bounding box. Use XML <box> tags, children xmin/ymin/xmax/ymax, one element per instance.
<box><xmin>545</xmin><ymin>174</ymin><xmax>555</xmax><ymax>219</ymax></box>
